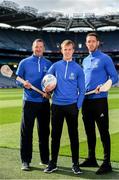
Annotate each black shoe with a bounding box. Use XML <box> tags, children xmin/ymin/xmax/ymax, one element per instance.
<box><xmin>72</xmin><ymin>163</ymin><xmax>83</xmax><ymax>174</ymax></box>
<box><xmin>44</xmin><ymin>162</ymin><xmax>57</xmax><ymax>173</ymax></box>
<box><xmin>96</xmin><ymin>162</ymin><xmax>112</xmax><ymax>175</ymax></box>
<box><xmin>21</xmin><ymin>162</ymin><xmax>30</xmax><ymax>171</ymax></box>
<box><xmin>79</xmin><ymin>158</ymin><xmax>99</xmax><ymax>167</ymax></box>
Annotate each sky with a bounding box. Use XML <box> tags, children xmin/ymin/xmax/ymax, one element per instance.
<box><xmin>0</xmin><ymin>0</ymin><xmax>119</xmax><ymax>16</ymax></box>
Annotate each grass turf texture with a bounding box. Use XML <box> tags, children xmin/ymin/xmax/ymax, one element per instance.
<box><xmin>0</xmin><ymin>88</ymin><xmax>119</xmax><ymax>179</ymax></box>
<box><xmin>0</xmin><ymin>147</ymin><xmax>119</xmax><ymax>179</ymax></box>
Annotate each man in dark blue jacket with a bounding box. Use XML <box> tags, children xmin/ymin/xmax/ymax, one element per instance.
<box><xmin>16</xmin><ymin>39</ymin><xmax>52</xmax><ymax>170</ymax></box>
<box><xmin>80</xmin><ymin>32</ymin><xmax>118</xmax><ymax>175</ymax></box>
<box><xmin>44</xmin><ymin>40</ymin><xmax>85</xmax><ymax>174</ymax></box>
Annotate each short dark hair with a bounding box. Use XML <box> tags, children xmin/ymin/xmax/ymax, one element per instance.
<box><xmin>86</xmin><ymin>32</ymin><xmax>100</xmax><ymax>41</ymax></box>
<box><xmin>32</xmin><ymin>39</ymin><xmax>45</xmax><ymax>46</ymax></box>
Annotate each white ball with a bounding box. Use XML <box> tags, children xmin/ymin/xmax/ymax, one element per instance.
<box><xmin>41</xmin><ymin>74</ymin><xmax>57</xmax><ymax>92</ymax></box>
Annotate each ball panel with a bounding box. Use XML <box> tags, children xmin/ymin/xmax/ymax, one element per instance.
<box><xmin>41</xmin><ymin>74</ymin><xmax>57</xmax><ymax>92</ymax></box>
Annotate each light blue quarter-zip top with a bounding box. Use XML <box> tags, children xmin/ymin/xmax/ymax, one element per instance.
<box><xmin>16</xmin><ymin>54</ymin><xmax>52</xmax><ymax>102</ymax></box>
<box><xmin>82</xmin><ymin>49</ymin><xmax>118</xmax><ymax>99</ymax></box>
<box><xmin>47</xmin><ymin>59</ymin><xmax>85</xmax><ymax>109</ymax></box>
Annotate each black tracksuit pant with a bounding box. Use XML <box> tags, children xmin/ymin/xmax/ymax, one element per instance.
<box><xmin>20</xmin><ymin>100</ymin><xmax>50</xmax><ymax>164</ymax></box>
<box><xmin>50</xmin><ymin>103</ymin><xmax>79</xmax><ymax>165</ymax></box>
<box><xmin>82</xmin><ymin>98</ymin><xmax>111</xmax><ymax>163</ymax></box>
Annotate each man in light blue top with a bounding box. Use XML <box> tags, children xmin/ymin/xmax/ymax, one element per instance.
<box><xmin>80</xmin><ymin>32</ymin><xmax>118</xmax><ymax>175</ymax></box>
<box><xmin>44</xmin><ymin>40</ymin><xmax>85</xmax><ymax>174</ymax></box>
<box><xmin>16</xmin><ymin>39</ymin><xmax>52</xmax><ymax>170</ymax></box>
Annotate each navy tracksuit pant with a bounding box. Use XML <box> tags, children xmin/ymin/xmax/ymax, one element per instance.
<box><xmin>20</xmin><ymin>100</ymin><xmax>50</xmax><ymax>164</ymax></box>
<box><xmin>82</xmin><ymin>98</ymin><xmax>111</xmax><ymax>163</ymax></box>
<box><xmin>50</xmin><ymin>103</ymin><xmax>79</xmax><ymax>165</ymax></box>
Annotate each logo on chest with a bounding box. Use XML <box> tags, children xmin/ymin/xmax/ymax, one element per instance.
<box><xmin>69</xmin><ymin>73</ymin><xmax>75</xmax><ymax>80</ymax></box>
<box><xmin>92</xmin><ymin>61</ymin><xmax>99</xmax><ymax>68</ymax></box>
<box><xmin>43</xmin><ymin>66</ymin><xmax>48</xmax><ymax>72</ymax></box>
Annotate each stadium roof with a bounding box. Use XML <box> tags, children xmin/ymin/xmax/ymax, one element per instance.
<box><xmin>0</xmin><ymin>0</ymin><xmax>119</xmax><ymax>31</ymax></box>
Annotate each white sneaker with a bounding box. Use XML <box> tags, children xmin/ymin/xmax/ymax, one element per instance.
<box><xmin>21</xmin><ymin>162</ymin><xmax>30</xmax><ymax>171</ymax></box>
<box><xmin>39</xmin><ymin>162</ymin><xmax>48</xmax><ymax>167</ymax></box>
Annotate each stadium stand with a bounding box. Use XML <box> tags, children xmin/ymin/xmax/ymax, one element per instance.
<box><xmin>0</xmin><ymin>73</ymin><xmax>17</xmax><ymax>88</ymax></box>
<box><xmin>0</xmin><ymin>28</ymin><xmax>119</xmax><ymax>87</ymax></box>
<box><xmin>0</xmin><ymin>28</ymin><xmax>119</xmax><ymax>53</ymax></box>
<box><xmin>0</xmin><ymin>0</ymin><xmax>119</xmax><ymax>87</ymax></box>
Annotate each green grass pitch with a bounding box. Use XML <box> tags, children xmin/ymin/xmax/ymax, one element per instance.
<box><xmin>0</xmin><ymin>87</ymin><xmax>119</xmax><ymax>179</ymax></box>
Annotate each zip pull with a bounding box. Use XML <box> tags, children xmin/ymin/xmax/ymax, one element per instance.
<box><xmin>38</xmin><ymin>57</ymin><xmax>40</xmax><ymax>72</ymax></box>
<box><xmin>64</xmin><ymin>61</ymin><xmax>68</xmax><ymax>79</ymax></box>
